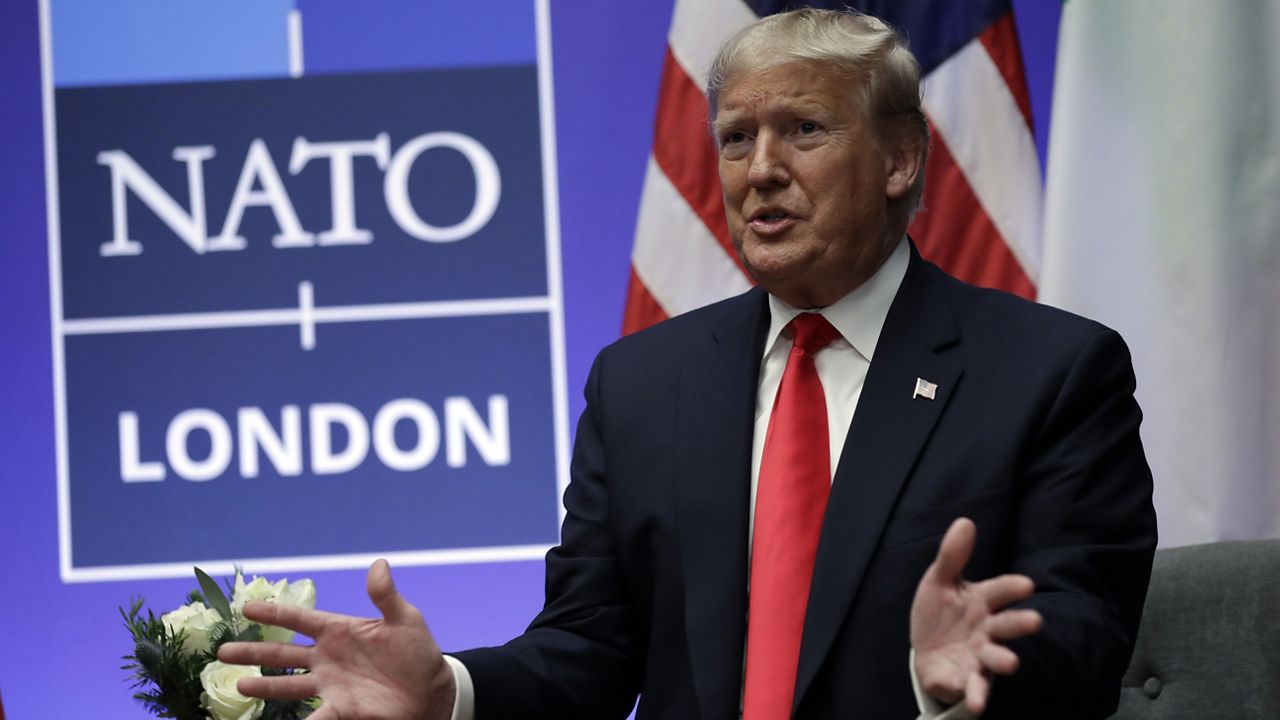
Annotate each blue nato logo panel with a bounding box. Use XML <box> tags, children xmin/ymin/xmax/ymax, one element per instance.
<box><xmin>46</xmin><ymin>1</ymin><xmax>563</xmax><ymax>578</ymax></box>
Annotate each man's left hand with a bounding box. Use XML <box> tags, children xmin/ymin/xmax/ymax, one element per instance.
<box><xmin>910</xmin><ymin>518</ymin><xmax>1043</xmax><ymax>716</ymax></box>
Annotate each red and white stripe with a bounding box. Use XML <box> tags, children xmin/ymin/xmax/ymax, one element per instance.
<box><xmin>625</xmin><ymin>0</ymin><xmax>755</xmax><ymax>334</ymax></box>
<box><xmin>625</xmin><ymin>3</ymin><xmax>1041</xmax><ymax>334</ymax></box>
<box><xmin>912</xmin><ymin>13</ymin><xmax>1040</xmax><ymax>298</ymax></box>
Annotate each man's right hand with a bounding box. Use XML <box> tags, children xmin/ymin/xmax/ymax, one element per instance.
<box><xmin>218</xmin><ymin>559</ymin><xmax>456</xmax><ymax>720</ymax></box>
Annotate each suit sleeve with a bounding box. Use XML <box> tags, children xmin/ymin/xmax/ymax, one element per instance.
<box><xmin>989</xmin><ymin>327</ymin><xmax>1157</xmax><ymax>719</ymax></box>
<box><xmin>451</xmin><ymin>352</ymin><xmax>644</xmax><ymax>720</ymax></box>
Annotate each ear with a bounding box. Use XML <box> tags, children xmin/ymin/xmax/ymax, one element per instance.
<box><xmin>884</xmin><ymin>137</ymin><xmax>924</xmax><ymax>200</ymax></box>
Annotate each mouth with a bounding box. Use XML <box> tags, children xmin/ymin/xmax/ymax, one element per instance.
<box><xmin>747</xmin><ymin>208</ymin><xmax>797</xmax><ymax>236</ymax></box>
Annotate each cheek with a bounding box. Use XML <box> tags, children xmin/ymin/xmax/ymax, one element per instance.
<box><xmin>719</xmin><ymin>168</ymin><xmax>746</xmax><ymax>204</ymax></box>
<box><xmin>822</xmin><ymin>178</ymin><xmax>875</xmax><ymax>221</ymax></box>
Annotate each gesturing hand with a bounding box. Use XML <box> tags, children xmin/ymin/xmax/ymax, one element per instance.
<box><xmin>218</xmin><ymin>559</ymin><xmax>455</xmax><ymax>720</ymax></box>
<box><xmin>910</xmin><ymin>518</ymin><xmax>1043</xmax><ymax>716</ymax></box>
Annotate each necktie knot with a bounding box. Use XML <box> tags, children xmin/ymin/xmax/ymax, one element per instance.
<box><xmin>788</xmin><ymin>313</ymin><xmax>840</xmax><ymax>355</ymax></box>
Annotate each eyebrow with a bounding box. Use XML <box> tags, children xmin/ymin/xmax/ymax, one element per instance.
<box><xmin>711</xmin><ymin>112</ymin><xmax>745</xmax><ymax>135</ymax></box>
<box><xmin>713</xmin><ymin>98</ymin><xmax>835</xmax><ymax>134</ymax></box>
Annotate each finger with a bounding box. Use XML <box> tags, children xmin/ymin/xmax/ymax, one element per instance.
<box><xmin>977</xmin><ymin>642</ymin><xmax>1020</xmax><ymax>675</ymax></box>
<box><xmin>241</xmin><ymin>601</ymin><xmax>343</xmax><ymax>638</ymax></box>
<box><xmin>924</xmin><ymin>517</ymin><xmax>976</xmax><ymax>586</ymax></box>
<box><xmin>237</xmin><ymin>672</ymin><xmax>319</xmax><ymax>701</ymax></box>
<box><xmin>964</xmin><ymin>671</ymin><xmax>989</xmax><ymax>716</ymax></box>
<box><xmin>975</xmin><ymin>573</ymin><xmax>1035</xmax><ymax>610</ymax></box>
<box><xmin>218</xmin><ymin>640</ymin><xmax>313</xmax><ymax>669</ymax></box>
<box><xmin>917</xmin><ymin>659</ymin><xmax>965</xmax><ymax>703</ymax></box>
<box><xmin>367</xmin><ymin>558</ymin><xmax>419</xmax><ymax>625</ymax></box>
<box><xmin>985</xmin><ymin>609</ymin><xmax>1043</xmax><ymax>641</ymax></box>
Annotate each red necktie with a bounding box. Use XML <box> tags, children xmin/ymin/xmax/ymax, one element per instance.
<box><xmin>743</xmin><ymin>313</ymin><xmax>841</xmax><ymax>720</ymax></box>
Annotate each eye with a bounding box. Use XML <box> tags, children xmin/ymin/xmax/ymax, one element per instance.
<box><xmin>797</xmin><ymin>121</ymin><xmax>820</xmax><ymax>135</ymax></box>
<box><xmin>721</xmin><ymin>130</ymin><xmax>749</xmax><ymax>146</ymax></box>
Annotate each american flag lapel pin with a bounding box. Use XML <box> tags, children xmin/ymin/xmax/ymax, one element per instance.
<box><xmin>912</xmin><ymin>377</ymin><xmax>938</xmax><ymax>400</ymax></box>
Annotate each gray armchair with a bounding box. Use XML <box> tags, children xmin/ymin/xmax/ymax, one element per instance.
<box><xmin>1109</xmin><ymin>539</ymin><xmax>1280</xmax><ymax>719</ymax></box>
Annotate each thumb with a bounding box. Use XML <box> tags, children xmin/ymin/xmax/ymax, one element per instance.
<box><xmin>927</xmin><ymin>517</ymin><xmax>976</xmax><ymax>586</ymax></box>
<box><xmin>367</xmin><ymin>558</ymin><xmax>416</xmax><ymax>624</ymax></box>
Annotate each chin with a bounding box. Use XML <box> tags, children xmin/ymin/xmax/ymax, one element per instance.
<box><xmin>744</xmin><ymin>266</ymin><xmax>810</xmax><ymax>303</ymax></box>
<box><xmin>741</xmin><ymin>249</ymin><xmax>812</xmax><ymax>284</ymax></box>
<box><xmin>741</xmin><ymin>260</ymin><xmax>789</xmax><ymax>286</ymax></box>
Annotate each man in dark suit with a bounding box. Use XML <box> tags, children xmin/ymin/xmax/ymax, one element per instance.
<box><xmin>223</xmin><ymin>9</ymin><xmax>1156</xmax><ymax>719</ymax></box>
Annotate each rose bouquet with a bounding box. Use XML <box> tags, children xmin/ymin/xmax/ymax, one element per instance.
<box><xmin>121</xmin><ymin>567</ymin><xmax>318</xmax><ymax>720</ymax></box>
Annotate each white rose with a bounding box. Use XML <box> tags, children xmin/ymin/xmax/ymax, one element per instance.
<box><xmin>231</xmin><ymin>575</ymin><xmax>282</xmax><ymax>614</ymax></box>
<box><xmin>232</xmin><ymin>574</ymin><xmax>317</xmax><ymax>643</ymax></box>
<box><xmin>200</xmin><ymin>661</ymin><xmax>265</xmax><ymax>720</ymax></box>
<box><xmin>160</xmin><ymin>601</ymin><xmax>222</xmax><ymax>655</ymax></box>
<box><xmin>261</xmin><ymin>578</ymin><xmax>316</xmax><ymax>643</ymax></box>
<box><xmin>276</xmin><ymin>578</ymin><xmax>316</xmax><ymax>610</ymax></box>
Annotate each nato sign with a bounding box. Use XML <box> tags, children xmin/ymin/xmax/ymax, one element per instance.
<box><xmin>42</xmin><ymin>1</ymin><xmax>568</xmax><ymax>582</ymax></box>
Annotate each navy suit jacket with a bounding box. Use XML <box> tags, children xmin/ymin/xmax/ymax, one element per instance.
<box><xmin>456</xmin><ymin>247</ymin><xmax>1157</xmax><ymax>719</ymax></box>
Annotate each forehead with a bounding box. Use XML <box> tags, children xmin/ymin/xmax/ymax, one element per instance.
<box><xmin>715</xmin><ymin>61</ymin><xmax>858</xmax><ymax>120</ymax></box>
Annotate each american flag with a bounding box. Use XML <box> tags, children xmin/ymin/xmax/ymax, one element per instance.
<box><xmin>624</xmin><ymin>0</ymin><xmax>1041</xmax><ymax>334</ymax></box>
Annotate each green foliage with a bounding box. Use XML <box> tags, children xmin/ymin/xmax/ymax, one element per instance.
<box><xmin>119</xmin><ymin>598</ymin><xmax>208</xmax><ymax>720</ymax></box>
<box><xmin>204</xmin><ymin>618</ymin><xmax>260</xmax><ymax>655</ymax></box>
<box><xmin>207</xmin><ymin>619</ymin><xmax>234</xmax><ymax>653</ymax></box>
<box><xmin>195</xmin><ymin>567</ymin><xmax>233</xmax><ymax>621</ymax></box>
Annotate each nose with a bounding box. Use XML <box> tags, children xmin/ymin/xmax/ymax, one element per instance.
<box><xmin>746</xmin><ymin>131</ymin><xmax>790</xmax><ymax>188</ymax></box>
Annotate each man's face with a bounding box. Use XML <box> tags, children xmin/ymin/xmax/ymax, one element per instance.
<box><xmin>715</xmin><ymin>61</ymin><xmax>915</xmax><ymax>308</ymax></box>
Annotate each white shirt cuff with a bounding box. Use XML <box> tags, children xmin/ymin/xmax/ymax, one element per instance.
<box><xmin>910</xmin><ymin>649</ymin><xmax>977</xmax><ymax>720</ymax></box>
<box><xmin>442</xmin><ymin>654</ymin><xmax>476</xmax><ymax>720</ymax></box>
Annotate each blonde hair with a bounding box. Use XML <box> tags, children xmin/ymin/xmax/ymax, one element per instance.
<box><xmin>707</xmin><ymin>8</ymin><xmax>929</xmax><ymax>208</ymax></box>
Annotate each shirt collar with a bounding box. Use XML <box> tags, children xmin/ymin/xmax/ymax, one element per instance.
<box><xmin>762</xmin><ymin>236</ymin><xmax>909</xmax><ymax>361</ymax></box>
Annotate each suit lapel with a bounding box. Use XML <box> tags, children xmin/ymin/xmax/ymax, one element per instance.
<box><xmin>675</xmin><ymin>289</ymin><xmax>770</xmax><ymax>720</ymax></box>
<box><xmin>793</xmin><ymin>252</ymin><xmax>965</xmax><ymax>710</ymax></box>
